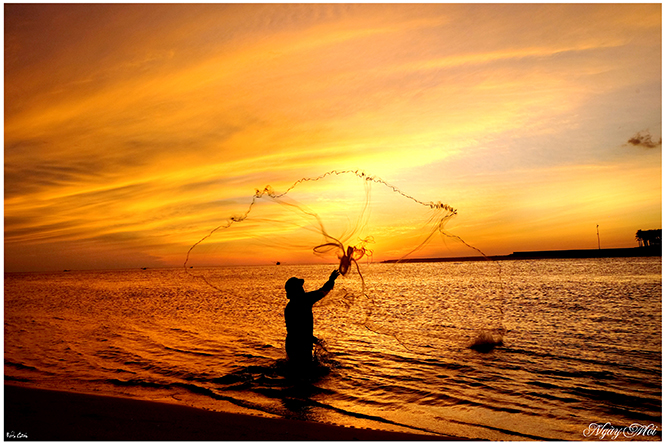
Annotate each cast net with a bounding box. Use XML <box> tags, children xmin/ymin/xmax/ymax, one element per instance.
<box><xmin>184</xmin><ymin>170</ymin><xmax>504</xmax><ymax>353</ymax></box>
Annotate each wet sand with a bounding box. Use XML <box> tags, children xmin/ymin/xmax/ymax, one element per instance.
<box><xmin>4</xmin><ymin>384</ymin><xmax>455</xmax><ymax>440</ymax></box>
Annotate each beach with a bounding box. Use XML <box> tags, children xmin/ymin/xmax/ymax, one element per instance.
<box><xmin>4</xmin><ymin>384</ymin><xmax>448</xmax><ymax>441</ymax></box>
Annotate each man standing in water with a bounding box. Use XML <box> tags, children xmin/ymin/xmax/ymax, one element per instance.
<box><xmin>284</xmin><ymin>269</ymin><xmax>340</xmax><ymax>371</ymax></box>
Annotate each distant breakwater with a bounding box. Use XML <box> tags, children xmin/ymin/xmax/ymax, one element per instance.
<box><xmin>382</xmin><ymin>246</ymin><xmax>661</xmax><ymax>263</ymax></box>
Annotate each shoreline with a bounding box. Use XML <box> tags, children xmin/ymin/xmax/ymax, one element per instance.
<box><xmin>4</xmin><ymin>384</ymin><xmax>457</xmax><ymax>441</ymax></box>
<box><xmin>382</xmin><ymin>246</ymin><xmax>661</xmax><ymax>263</ymax></box>
<box><xmin>5</xmin><ymin>247</ymin><xmax>660</xmax><ymax>274</ymax></box>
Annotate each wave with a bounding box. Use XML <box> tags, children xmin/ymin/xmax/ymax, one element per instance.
<box><xmin>162</xmin><ymin>345</ymin><xmax>216</xmax><ymax>357</ymax></box>
<box><xmin>5</xmin><ymin>360</ymin><xmax>40</xmax><ymax>372</ymax></box>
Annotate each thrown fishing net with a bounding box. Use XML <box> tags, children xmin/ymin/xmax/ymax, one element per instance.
<box><xmin>184</xmin><ymin>170</ymin><xmax>504</xmax><ymax>353</ymax></box>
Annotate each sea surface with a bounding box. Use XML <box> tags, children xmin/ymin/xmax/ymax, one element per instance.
<box><xmin>4</xmin><ymin>257</ymin><xmax>662</xmax><ymax>440</ymax></box>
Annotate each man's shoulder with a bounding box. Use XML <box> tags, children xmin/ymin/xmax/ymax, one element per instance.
<box><xmin>286</xmin><ymin>297</ymin><xmax>311</xmax><ymax>308</ymax></box>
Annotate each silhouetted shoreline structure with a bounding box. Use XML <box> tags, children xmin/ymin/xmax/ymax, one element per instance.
<box><xmin>636</xmin><ymin>229</ymin><xmax>661</xmax><ymax>248</ymax></box>
<box><xmin>382</xmin><ymin>246</ymin><xmax>661</xmax><ymax>263</ymax></box>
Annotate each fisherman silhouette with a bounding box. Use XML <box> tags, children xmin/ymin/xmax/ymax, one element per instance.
<box><xmin>284</xmin><ymin>269</ymin><xmax>340</xmax><ymax>372</ymax></box>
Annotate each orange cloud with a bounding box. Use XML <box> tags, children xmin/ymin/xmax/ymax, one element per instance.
<box><xmin>4</xmin><ymin>4</ymin><xmax>661</xmax><ymax>272</ymax></box>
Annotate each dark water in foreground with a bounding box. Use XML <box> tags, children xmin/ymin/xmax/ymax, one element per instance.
<box><xmin>4</xmin><ymin>258</ymin><xmax>662</xmax><ymax>440</ymax></box>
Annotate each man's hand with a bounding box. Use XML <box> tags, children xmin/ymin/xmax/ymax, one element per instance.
<box><xmin>329</xmin><ymin>269</ymin><xmax>340</xmax><ymax>281</ymax></box>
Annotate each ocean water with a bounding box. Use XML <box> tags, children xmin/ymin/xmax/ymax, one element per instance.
<box><xmin>4</xmin><ymin>257</ymin><xmax>662</xmax><ymax>440</ymax></box>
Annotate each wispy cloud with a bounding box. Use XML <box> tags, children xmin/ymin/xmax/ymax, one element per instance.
<box><xmin>625</xmin><ymin>130</ymin><xmax>662</xmax><ymax>149</ymax></box>
<box><xmin>4</xmin><ymin>3</ymin><xmax>662</xmax><ymax>271</ymax></box>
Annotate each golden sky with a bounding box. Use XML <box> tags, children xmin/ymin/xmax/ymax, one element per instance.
<box><xmin>4</xmin><ymin>3</ymin><xmax>662</xmax><ymax>272</ymax></box>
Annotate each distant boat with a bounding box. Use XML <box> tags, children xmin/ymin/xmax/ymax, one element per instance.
<box><xmin>276</xmin><ymin>262</ymin><xmax>281</xmax><ymax>265</ymax></box>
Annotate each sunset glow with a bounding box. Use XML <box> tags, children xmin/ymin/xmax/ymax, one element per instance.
<box><xmin>5</xmin><ymin>3</ymin><xmax>662</xmax><ymax>272</ymax></box>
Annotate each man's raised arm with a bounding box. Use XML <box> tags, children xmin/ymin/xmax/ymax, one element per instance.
<box><xmin>309</xmin><ymin>269</ymin><xmax>340</xmax><ymax>304</ymax></box>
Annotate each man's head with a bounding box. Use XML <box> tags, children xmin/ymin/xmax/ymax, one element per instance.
<box><xmin>285</xmin><ymin>277</ymin><xmax>305</xmax><ymax>298</ymax></box>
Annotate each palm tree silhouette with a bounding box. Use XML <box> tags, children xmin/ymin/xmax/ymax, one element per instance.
<box><xmin>635</xmin><ymin>229</ymin><xmax>661</xmax><ymax>247</ymax></box>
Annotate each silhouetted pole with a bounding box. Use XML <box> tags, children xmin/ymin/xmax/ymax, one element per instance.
<box><xmin>596</xmin><ymin>225</ymin><xmax>600</xmax><ymax>249</ymax></box>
